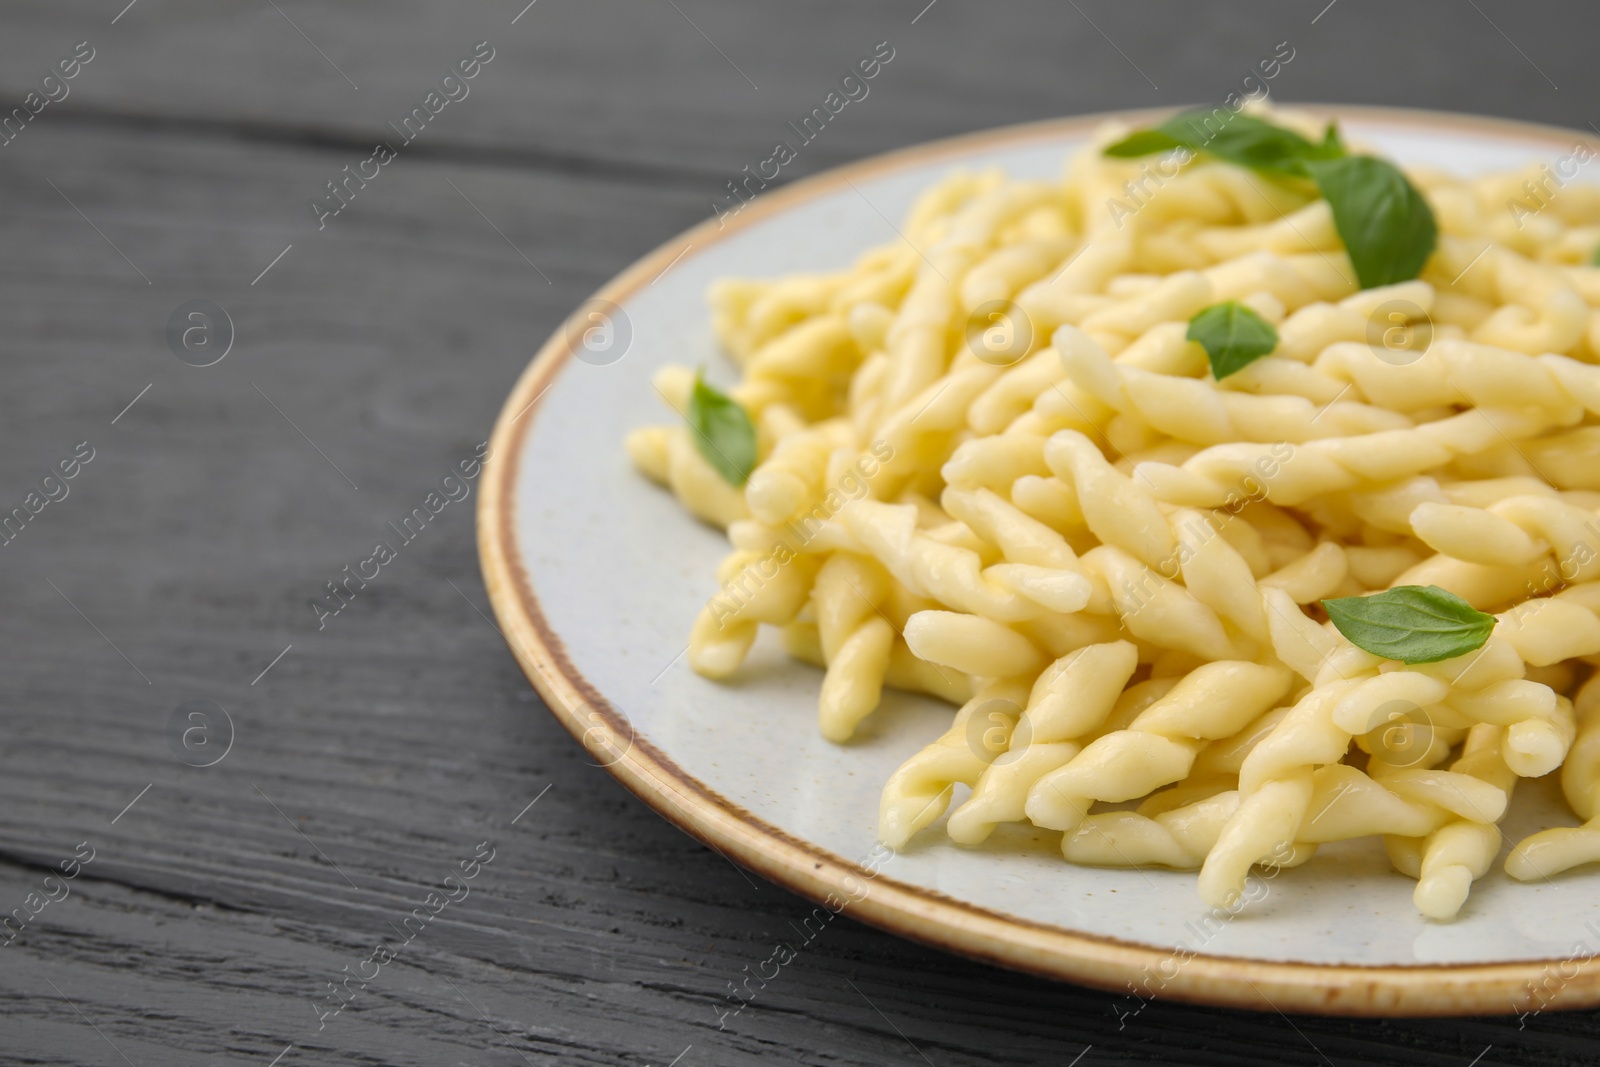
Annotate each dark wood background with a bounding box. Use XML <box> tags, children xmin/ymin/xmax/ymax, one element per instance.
<box><xmin>0</xmin><ymin>2</ymin><xmax>1596</xmax><ymax>1064</ymax></box>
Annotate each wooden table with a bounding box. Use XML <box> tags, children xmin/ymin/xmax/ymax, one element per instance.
<box><xmin>1</xmin><ymin>2</ymin><xmax>1596</xmax><ymax>1063</ymax></box>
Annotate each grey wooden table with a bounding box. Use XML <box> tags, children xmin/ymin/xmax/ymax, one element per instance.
<box><xmin>1</xmin><ymin>2</ymin><xmax>1597</xmax><ymax>1064</ymax></box>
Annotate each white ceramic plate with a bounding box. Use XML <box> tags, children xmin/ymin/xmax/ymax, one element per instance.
<box><xmin>479</xmin><ymin>107</ymin><xmax>1600</xmax><ymax>1015</ymax></box>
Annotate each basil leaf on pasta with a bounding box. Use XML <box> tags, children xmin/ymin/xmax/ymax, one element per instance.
<box><xmin>1103</xmin><ymin>128</ymin><xmax>1186</xmax><ymax>159</ymax></box>
<box><xmin>1306</xmin><ymin>155</ymin><xmax>1437</xmax><ymax>289</ymax></box>
<box><xmin>1106</xmin><ymin>111</ymin><xmax>1435</xmax><ymax>290</ymax></box>
<box><xmin>1318</xmin><ymin>121</ymin><xmax>1346</xmax><ymax>158</ymax></box>
<box><xmin>1591</xmin><ymin>243</ymin><xmax>1600</xmax><ymax>266</ymax></box>
<box><xmin>1104</xmin><ymin>109</ymin><xmax>1341</xmax><ymax>177</ymax></box>
<box><xmin>1186</xmin><ymin>301</ymin><xmax>1279</xmax><ymax>379</ymax></box>
<box><xmin>687</xmin><ymin>371</ymin><xmax>757</xmax><ymax>486</ymax></box>
<box><xmin>1322</xmin><ymin>585</ymin><xmax>1495</xmax><ymax>664</ymax></box>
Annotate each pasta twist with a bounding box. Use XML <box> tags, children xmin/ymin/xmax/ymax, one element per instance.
<box><xmin>1313</xmin><ymin>338</ymin><xmax>1600</xmax><ymax>418</ymax></box>
<box><xmin>687</xmin><ymin>547</ymin><xmax>821</xmax><ymax>678</ymax></box>
<box><xmin>944</xmin><ymin>642</ymin><xmax>1140</xmax><ymax>844</ymax></box>
<box><xmin>879</xmin><ymin>678</ymin><xmax>1032</xmax><ymax>849</ymax></box>
<box><xmin>1507</xmin><ymin>673</ymin><xmax>1600</xmax><ymax>881</ymax></box>
<box><xmin>1058</xmin><ymin>325</ymin><xmax>1414</xmax><ymax>445</ymax></box>
<box><xmin>1387</xmin><ymin>723</ymin><xmax>1519</xmax><ymax>920</ymax></box>
<box><xmin>1023</xmin><ymin>660</ymin><xmax>1293</xmax><ymax>833</ymax></box>
<box><xmin>1298</xmin><ymin>761</ymin><xmax>1507</xmax><ymax>846</ymax></box>
<box><xmin>1061</xmin><ymin>785</ymin><xmax>1248</xmax><ymax>870</ymax></box>
<box><xmin>811</xmin><ymin>553</ymin><xmax>898</xmax><ymax>742</ymax></box>
<box><xmin>746</xmin><ymin>419</ymin><xmax>857</xmax><ymax>525</ymax></box>
<box><xmin>625</xmin><ymin>423</ymin><xmax>751</xmax><ymax>528</ymax></box>
<box><xmin>1133</xmin><ymin>407</ymin><xmax>1559</xmax><ymax>509</ymax></box>
<box><xmin>1043</xmin><ymin>432</ymin><xmax>1354</xmax><ymax>652</ymax></box>
<box><xmin>1406</xmin><ymin>495</ymin><xmax>1600</xmax><ymax>581</ymax></box>
<box><xmin>841</xmin><ymin>497</ymin><xmax>1091</xmax><ymax>625</ymax></box>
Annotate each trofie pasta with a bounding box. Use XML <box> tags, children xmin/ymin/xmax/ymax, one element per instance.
<box><xmin>624</xmin><ymin>106</ymin><xmax>1600</xmax><ymax>920</ymax></box>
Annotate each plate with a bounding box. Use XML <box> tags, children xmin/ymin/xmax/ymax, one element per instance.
<box><xmin>478</xmin><ymin>106</ymin><xmax>1600</xmax><ymax>1015</ymax></box>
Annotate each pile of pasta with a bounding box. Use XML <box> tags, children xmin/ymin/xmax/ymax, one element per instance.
<box><xmin>625</xmin><ymin>109</ymin><xmax>1600</xmax><ymax>919</ymax></box>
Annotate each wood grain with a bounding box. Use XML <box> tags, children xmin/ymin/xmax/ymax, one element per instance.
<box><xmin>0</xmin><ymin>1</ymin><xmax>1598</xmax><ymax>1063</ymax></box>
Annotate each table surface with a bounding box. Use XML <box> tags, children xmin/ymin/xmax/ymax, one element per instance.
<box><xmin>3</xmin><ymin>2</ymin><xmax>1599</xmax><ymax>1064</ymax></box>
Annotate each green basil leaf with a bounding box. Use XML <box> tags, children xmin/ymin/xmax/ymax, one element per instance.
<box><xmin>1103</xmin><ymin>128</ymin><xmax>1186</xmax><ymax>158</ymax></box>
<box><xmin>687</xmin><ymin>371</ymin><xmax>757</xmax><ymax>487</ymax></box>
<box><xmin>1307</xmin><ymin>155</ymin><xmax>1437</xmax><ymax>289</ymax></box>
<box><xmin>1186</xmin><ymin>301</ymin><xmax>1279</xmax><ymax>379</ymax></box>
<box><xmin>1103</xmin><ymin>111</ymin><xmax>1436</xmax><ymax>292</ymax></box>
<box><xmin>1203</xmin><ymin>112</ymin><xmax>1344</xmax><ymax>176</ymax></box>
<box><xmin>1322</xmin><ymin>585</ymin><xmax>1495</xmax><ymax>664</ymax></box>
<box><xmin>1590</xmin><ymin>243</ymin><xmax>1600</xmax><ymax>266</ymax></box>
<box><xmin>1104</xmin><ymin>109</ymin><xmax>1342</xmax><ymax>177</ymax></box>
<box><xmin>1319</xmin><ymin>121</ymin><xmax>1345</xmax><ymax>158</ymax></box>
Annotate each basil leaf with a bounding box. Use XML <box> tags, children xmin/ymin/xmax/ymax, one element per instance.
<box><xmin>1104</xmin><ymin>128</ymin><xmax>1186</xmax><ymax>158</ymax></box>
<box><xmin>1105</xmin><ymin>112</ymin><xmax>1435</xmax><ymax>290</ymax></box>
<box><xmin>1307</xmin><ymin>155</ymin><xmax>1437</xmax><ymax>289</ymax></box>
<box><xmin>1203</xmin><ymin>113</ymin><xmax>1345</xmax><ymax>177</ymax></box>
<box><xmin>1590</xmin><ymin>243</ymin><xmax>1600</xmax><ymax>266</ymax></box>
<box><xmin>1322</xmin><ymin>585</ymin><xmax>1495</xmax><ymax>664</ymax></box>
<box><xmin>1319</xmin><ymin>121</ymin><xmax>1345</xmax><ymax>158</ymax></box>
<box><xmin>687</xmin><ymin>371</ymin><xmax>757</xmax><ymax>486</ymax></box>
<box><xmin>1186</xmin><ymin>301</ymin><xmax>1279</xmax><ymax>379</ymax></box>
<box><xmin>1105</xmin><ymin>109</ymin><xmax>1341</xmax><ymax>177</ymax></box>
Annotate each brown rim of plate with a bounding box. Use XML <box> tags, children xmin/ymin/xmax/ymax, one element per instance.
<box><xmin>478</xmin><ymin>105</ymin><xmax>1600</xmax><ymax>1017</ymax></box>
